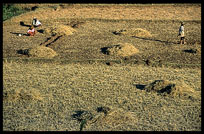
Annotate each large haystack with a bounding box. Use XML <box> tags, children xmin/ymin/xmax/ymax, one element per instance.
<box><xmin>114</xmin><ymin>28</ymin><xmax>152</xmax><ymax>38</ymax></box>
<box><xmin>44</xmin><ymin>24</ymin><xmax>76</xmax><ymax>36</ymax></box>
<box><xmin>27</xmin><ymin>46</ymin><xmax>57</xmax><ymax>58</ymax></box>
<box><xmin>103</xmin><ymin>43</ymin><xmax>139</xmax><ymax>57</ymax></box>
<box><xmin>144</xmin><ymin>80</ymin><xmax>196</xmax><ymax>99</ymax></box>
<box><xmin>3</xmin><ymin>88</ymin><xmax>43</xmax><ymax>102</ymax></box>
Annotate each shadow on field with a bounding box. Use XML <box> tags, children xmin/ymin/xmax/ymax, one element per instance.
<box><xmin>10</xmin><ymin>32</ymin><xmax>28</xmax><ymax>36</ymax></box>
<box><xmin>183</xmin><ymin>49</ymin><xmax>197</xmax><ymax>54</ymax></box>
<box><xmin>40</xmin><ymin>35</ymin><xmax>63</xmax><ymax>47</ymax></box>
<box><xmin>134</xmin><ymin>84</ymin><xmax>146</xmax><ymax>90</ymax></box>
<box><xmin>20</xmin><ymin>21</ymin><xmax>31</xmax><ymax>28</ymax></box>
<box><xmin>17</xmin><ymin>49</ymin><xmax>29</xmax><ymax>55</ymax></box>
<box><xmin>37</xmin><ymin>29</ymin><xmax>44</xmax><ymax>33</ymax></box>
<box><xmin>132</xmin><ymin>36</ymin><xmax>177</xmax><ymax>44</ymax></box>
<box><xmin>100</xmin><ymin>47</ymin><xmax>109</xmax><ymax>55</ymax></box>
<box><xmin>31</xmin><ymin>6</ymin><xmax>38</xmax><ymax>11</ymax></box>
<box><xmin>72</xmin><ymin>110</ymin><xmax>93</xmax><ymax>121</ymax></box>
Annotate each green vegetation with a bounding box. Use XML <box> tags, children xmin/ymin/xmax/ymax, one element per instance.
<box><xmin>80</xmin><ymin>120</ymin><xmax>87</xmax><ymax>131</ymax></box>
<box><xmin>3</xmin><ymin>4</ymin><xmax>29</xmax><ymax>21</ymax></box>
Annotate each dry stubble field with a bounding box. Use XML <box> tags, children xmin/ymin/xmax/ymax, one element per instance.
<box><xmin>3</xmin><ymin>4</ymin><xmax>201</xmax><ymax>131</ymax></box>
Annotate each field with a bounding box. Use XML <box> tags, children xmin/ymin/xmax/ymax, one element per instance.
<box><xmin>3</xmin><ymin>4</ymin><xmax>201</xmax><ymax>131</ymax></box>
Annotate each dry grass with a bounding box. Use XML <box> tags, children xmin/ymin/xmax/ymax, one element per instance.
<box><xmin>3</xmin><ymin>4</ymin><xmax>201</xmax><ymax>26</ymax></box>
<box><xmin>43</xmin><ymin>24</ymin><xmax>76</xmax><ymax>36</ymax></box>
<box><xmin>104</xmin><ymin>43</ymin><xmax>139</xmax><ymax>57</ymax></box>
<box><xmin>27</xmin><ymin>46</ymin><xmax>57</xmax><ymax>58</ymax></box>
<box><xmin>3</xmin><ymin>61</ymin><xmax>201</xmax><ymax>131</ymax></box>
<box><xmin>3</xmin><ymin>88</ymin><xmax>43</xmax><ymax>102</ymax></box>
<box><xmin>84</xmin><ymin>107</ymin><xmax>136</xmax><ymax>130</ymax></box>
<box><xmin>193</xmin><ymin>42</ymin><xmax>201</xmax><ymax>54</ymax></box>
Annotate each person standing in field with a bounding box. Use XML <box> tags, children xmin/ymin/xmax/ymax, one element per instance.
<box><xmin>178</xmin><ymin>22</ymin><xmax>185</xmax><ymax>45</ymax></box>
<box><xmin>32</xmin><ymin>17</ymin><xmax>42</xmax><ymax>27</ymax></box>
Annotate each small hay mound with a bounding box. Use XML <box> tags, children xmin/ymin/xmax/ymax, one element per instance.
<box><xmin>3</xmin><ymin>88</ymin><xmax>43</xmax><ymax>102</ymax></box>
<box><xmin>114</xmin><ymin>28</ymin><xmax>152</xmax><ymax>38</ymax></box>
<box><xmin>27</xmin><ymin>46</ymin><xmax>57</xmax><ymax>58</ymax></box>
<box><xmin>88</xmin><ymin>107</ymin><xmax>136</xmax><ymax>129</ymax></box>
<box><xmin>104</xmin><ymin>43</ymin><xmax>139</xmax><ymax>57</ymax></box>
<box><xmin>44</xmin><ymin>24</ymin><xmax>76</xmax><ymax>36</ymax></box>
<box><xmin>144</xmin><ymin>80</ymin><xmax>195</xmax><ymax>98</ymax></box>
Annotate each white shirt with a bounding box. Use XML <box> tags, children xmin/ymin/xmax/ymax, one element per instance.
<box><xmin>179</xmin><ymin>26</ymin><xmax>184</xmax><ymax>37</ymax></box>
<box><xmin>32</xmin><ymin>19</ymin><xmax>41</xmax><ymax>26</ymax></box>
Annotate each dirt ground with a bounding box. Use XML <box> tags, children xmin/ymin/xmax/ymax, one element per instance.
<box><xmin>3</xmin><ymin>4</ymin><xmax>201</xmax><ymax>131</ymax></box>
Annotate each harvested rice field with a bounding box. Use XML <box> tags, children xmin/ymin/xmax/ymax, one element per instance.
<box><xmin>3</xmin><ymin>4</ymin><xmax>201</xmax><ymax>131</ymax></box>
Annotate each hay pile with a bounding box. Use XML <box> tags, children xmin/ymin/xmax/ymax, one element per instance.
<box><xmin>87</xmin><ymin>107</ymin><xmax>136</xmax><ymax>130</ymax></box>
<box><xmin>27</xmin><ymin>46</ymin><xmax>57</xmax><ymax>58</ymax></box>
<box><xmin>103</xmin><ymin>43</ymin><xmax>139</xmax><ymax>57</ymax></box>
<box><xmin>144</xmin><ymin>80</ymin><xmax>196</xmax><ymax>99</ymax></box>
<box><xmin>93</xmin><ymin>109</ymin><xmax>135</xmax><ymax>127</ymax></box>
<box><xmin>73</xmin><ymin>106</ymin><xmax>136</xmax><ymax>130</ymax></box>
<box><xmin>3</xmin><ymin>88</ymin><xmax>43</xmax><ymax>102</ymax></box>
<box><xmin>114</xmin><ymin>28</ymin><xmax>152</xmax><ymax>38</ymax></box>
<box><xmin>43</xmin><ymin>24</ymin><xmax>76</xmax><ymax>36</ymax></box>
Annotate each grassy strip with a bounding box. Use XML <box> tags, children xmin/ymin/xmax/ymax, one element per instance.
<box><xmin>3</xmin><ymin>4</ymin><xmax>29</xmax><ymax>21</ymax></box>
